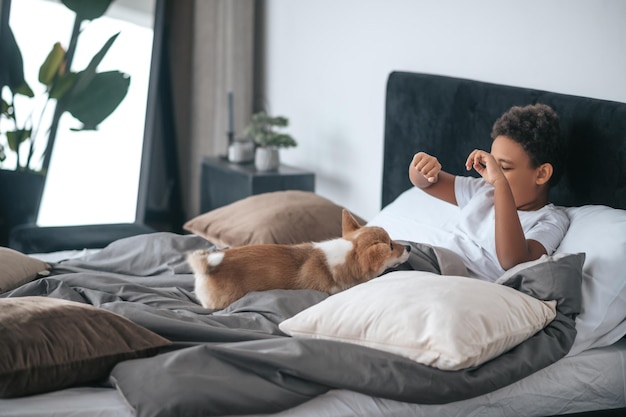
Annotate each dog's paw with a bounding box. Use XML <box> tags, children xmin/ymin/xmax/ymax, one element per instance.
<box><xmin>187</xmin><ymin>248</ymin><xmax>226</xmax><ymax>271</ymax></box>
<box><xmin>187</xmin><ymin>249</ymin><xmax>210</xmax><ymax>271</ymax></box>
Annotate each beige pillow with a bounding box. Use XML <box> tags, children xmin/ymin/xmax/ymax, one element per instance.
<box><xmin>0</xmin><ymin>247</ymin><xmax>50</xmax><ymax>294</ymax></box>
<box><xmin>279</xmin><ymin>270</ymin><xmax>557</xmax><ymax>371</ymax></box>
<box><xmin>184</xmin><ymin>190</ymin><xmax>365</xmax><ymax>247</ymax></box>
<box><xmin>0</xmin><ymin>296</ymin><xmax>171</xmax><ymax>398</ymax></box>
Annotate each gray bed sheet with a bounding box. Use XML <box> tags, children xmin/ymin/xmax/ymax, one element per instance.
<box><xmin>2</xmin><ymin>338</ymin><xmax>624</xmax><ymax>417</ymax></box>
<box><xmin>0</xmin><ymin>232</ymin><xmax>617</xmax><ymax>416</ymax></box>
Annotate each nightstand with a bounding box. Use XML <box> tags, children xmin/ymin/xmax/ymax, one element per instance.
<box><xmin>200</xmin><ymin>156</ymin><xmax>315</xmax><ymax>212</ymax></box>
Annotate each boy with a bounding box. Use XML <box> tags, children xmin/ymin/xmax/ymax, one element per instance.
<box><xmin>408</xmin><ymin>103</ymin><xmax>569</xmax><ymax>281</ymax></box>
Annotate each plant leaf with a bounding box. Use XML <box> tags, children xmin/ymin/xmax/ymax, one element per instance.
<box><xmin>66</xmin><ymin>32</ymin><xmax>120</xmax><ymax>100</ymax></box>
<box><xmin>6</xmin><ymin>129</ymin><xmax>32</xmax><ymax>152</ymax></box>
<box><xmin>0</xmin><ymin>27</ymin><xmax>34</xmax><ymax>97</ymax></box>
<box><xmin>49</xmin><ymin>72</ymin><xmax>77</xmax><ymax>100</ymax></box>
<box><xmin>61</xmin><ymin>0</ymin><xmax>115</xmax><ymax>21</ymax></box>
<box><xmin>244</xmin><ymin>112</ymin><xmax>296</xmax><ymax>148</ymax></box>
<box><xmin>60</xmin><ymin>70</ymin><xmax>130</xmax><ymax>130</ymax></box>
<box><xmin>38</xmin><ymin>42</ymin><xmax>67</xmax><ymax>86</ymax></box>
<box><xmin>14</xmin><ymin>82</ymin><xmax>35</xmax><ymax>97</ymax></box>
<box><xmin>1</xmin><ymin>97</ymin><xmax>9</xmax><ymax>116</ymax></box>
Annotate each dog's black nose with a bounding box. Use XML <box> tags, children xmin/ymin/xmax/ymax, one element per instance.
<box><xmin>405</xmin><ymin>245</ymin><xmax>411</xmax><ymax>252</ymax></box>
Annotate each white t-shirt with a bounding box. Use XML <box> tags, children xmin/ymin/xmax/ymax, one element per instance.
<box><xmin>441</xmin><ymin>176</ymin><xmax>570</xmax><ymax>281</ymax></box>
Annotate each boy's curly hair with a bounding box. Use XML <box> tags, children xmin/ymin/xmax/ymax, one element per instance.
<box><xmin>491</xmin><ymin>103</ymin><xmax>564</xmax><ymax>186</ymax></box>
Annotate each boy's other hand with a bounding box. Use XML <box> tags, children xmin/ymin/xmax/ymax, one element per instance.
<box><xmin>466</xmin><ymin>149</ymin><xmax>506</xmax><ymax>186</ymax></box>
<box><xmin>410</xmin><ymin>152</ymin><xmax>441</xmax><ymax>186</ymax></box>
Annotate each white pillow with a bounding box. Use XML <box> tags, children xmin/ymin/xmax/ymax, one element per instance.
<box><xmin>556</xmin><ymin>205</ymin><xmax>626</xmax><ymax>356</ymax></box>
<box><xmin>370</xmin><ymin>188</ymin><xmax>626</xmax><ymax>355</ymax></box>
<box><xmin>279</xmin><ymin>271</ymin><xmax>556</xmax><ymax>371</ymax></box>
<box><xmin>366</xmin><ymin>187</ymin><xmax>459</xmax><ymax>244</ymax></box>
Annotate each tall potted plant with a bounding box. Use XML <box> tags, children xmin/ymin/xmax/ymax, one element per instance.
<box><xmin>0</xmin><ymin>0</ymin><xmax>130</xmax><ymax>245</ymax></box>
<box><xmin>243</xmin><ymin>111</ymin><xmax>297</xmax><ymax>171</ymax></box>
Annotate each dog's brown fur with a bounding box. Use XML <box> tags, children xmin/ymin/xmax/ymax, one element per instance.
<box><xmin>187</xmin><ymin>209</ymin><xmax>410</xmax><ymax>309</ymax></box>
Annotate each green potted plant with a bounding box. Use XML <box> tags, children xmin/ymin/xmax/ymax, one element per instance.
<box><xmin>243</xmin><ymin>111</ymin><xmax>297</xmax><ymax>171</ymax></box>
<box><xmin>0</xmin><ymin>0</ymin><xmax>130</xmax><ymax>244</ymax></box>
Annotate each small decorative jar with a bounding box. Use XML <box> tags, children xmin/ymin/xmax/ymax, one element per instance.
<box><xmin>228</xmin><ymin>138</ymin><xmax>255</xmax><ymax>163</ymax></box>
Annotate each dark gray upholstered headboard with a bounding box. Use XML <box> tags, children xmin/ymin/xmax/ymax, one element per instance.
<box><xmin>382</xmin><ymin>72</ymin><xmax>626</xmax><ymax>210</ymax></box>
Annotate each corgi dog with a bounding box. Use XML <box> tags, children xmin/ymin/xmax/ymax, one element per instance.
<box><xmin>187</xmin><ymin>209</ymin><xmax>411</xmax><ymax>310</ymax></box>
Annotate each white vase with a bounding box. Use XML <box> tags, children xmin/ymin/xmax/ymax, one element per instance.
<box><xmin>228</xmin><ymin>139</ymin><xmax>255</xmax><ymax>163</ymax></box>
<box><xmin>255</xmin><ymin>147</ymin><xmax>280</xmax><ymax>171</ymax></box>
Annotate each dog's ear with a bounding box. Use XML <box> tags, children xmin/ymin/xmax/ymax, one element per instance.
<box><xmin>341</xmin><ymin>209</ymin><xmax>361</xmax><ymax>235</ymax></box>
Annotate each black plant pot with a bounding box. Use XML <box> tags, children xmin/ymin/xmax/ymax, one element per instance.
<box><xmin>0</xmin><ymin>170</ymin><xmax>45</xmax><ymax>247</ymax></box>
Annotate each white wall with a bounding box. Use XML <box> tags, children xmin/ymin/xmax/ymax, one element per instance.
<box><xmin>262</xmin><ymin>0</ymin><xmax>626</xmax><ymax>220</ymax></box>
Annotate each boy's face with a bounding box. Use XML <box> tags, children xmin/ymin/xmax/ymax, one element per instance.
<box><xmin>490</xmin><ymin>135</ymin><xmax>547</xmax><ymax>210</ymax></box>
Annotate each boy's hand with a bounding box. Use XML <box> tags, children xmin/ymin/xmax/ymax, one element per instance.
<box><xmin>465</xmin><ymin>149</ymin><xmax>507</xmax><ymax>186</ymax></box>
<box><xmin>410</xmin><ymin>152</ymin><xmax>441</xmax><ymax>185</ymax></box>
<box><xmin>408</xmin><ymin>152</ymin><xmax>457</xmax><ymax>204</ymax></box>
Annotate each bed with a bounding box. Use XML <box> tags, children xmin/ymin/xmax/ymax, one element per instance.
<box><xmin>1</xmin><ymin>72</ymin><xmax>625</xmax><ymax>417</ymax></box>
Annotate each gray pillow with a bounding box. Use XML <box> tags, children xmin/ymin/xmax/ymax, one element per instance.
<box><xmin>0</xmin><ymin>247</ymin><xmax>50</xmax><ymax>294</ymax></box>
<box><xmin>0</xmin><ymin>296</ymin><xmax>171</xmax><ymax>398</ymax></box>
<box><xmin>496</xmin><ymin>252</ymin><xmax>585</xmax><ymax>317</ymax></box>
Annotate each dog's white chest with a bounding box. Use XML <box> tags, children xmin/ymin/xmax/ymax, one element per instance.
<box><xmin>313</xmin><ymin>239</ymin><xmax>353</xmax><ymax>267</ymax></box>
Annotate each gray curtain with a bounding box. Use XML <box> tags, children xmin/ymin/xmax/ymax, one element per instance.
<box><xmin>166</xmin><ymin>0</ymin><xmax>255</xmax><ymax>221</ymax></box>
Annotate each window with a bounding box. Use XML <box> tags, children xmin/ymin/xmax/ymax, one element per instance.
<box><xmin>4</xmin><ymin>0</ymin><xmax>155</xmax><ymax>226</ymax></box>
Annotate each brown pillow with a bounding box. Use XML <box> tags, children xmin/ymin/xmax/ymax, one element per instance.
<box><xmin>183</xmin><ymin>190</ymin><xmax>366</xmax><ymax>247</ymax></box>
<box><xmin>0</xmin><ymin>247</ymin><xmax>50</xmax><ymax>294</ymax></box>
<box><xmin>0</xmin><ymin>296</ymin><xmax>171</xmax><ymax>398</ymax></box>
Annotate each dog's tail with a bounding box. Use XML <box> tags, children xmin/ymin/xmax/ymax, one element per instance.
<box><xmin>206</xmin><ymin>252</ymin><xmax>225</xmax><ymax>271</ymax></box>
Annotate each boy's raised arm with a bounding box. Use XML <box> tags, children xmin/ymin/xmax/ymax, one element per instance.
<box><xmin>466</xmin><ymin>149</ymin><xmax>547</xmax><ymax>269</ymax></box>
<box><xmin>408</xmin><ymin>152</ymin><xmax>457</xmax><ymax>206</ymax></box>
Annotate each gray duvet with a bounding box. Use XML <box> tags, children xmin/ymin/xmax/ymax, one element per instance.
<box><xmin>4</xmin><ymin>233</ymin><xmax>583</xmax><ymax>417</ymax></box>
